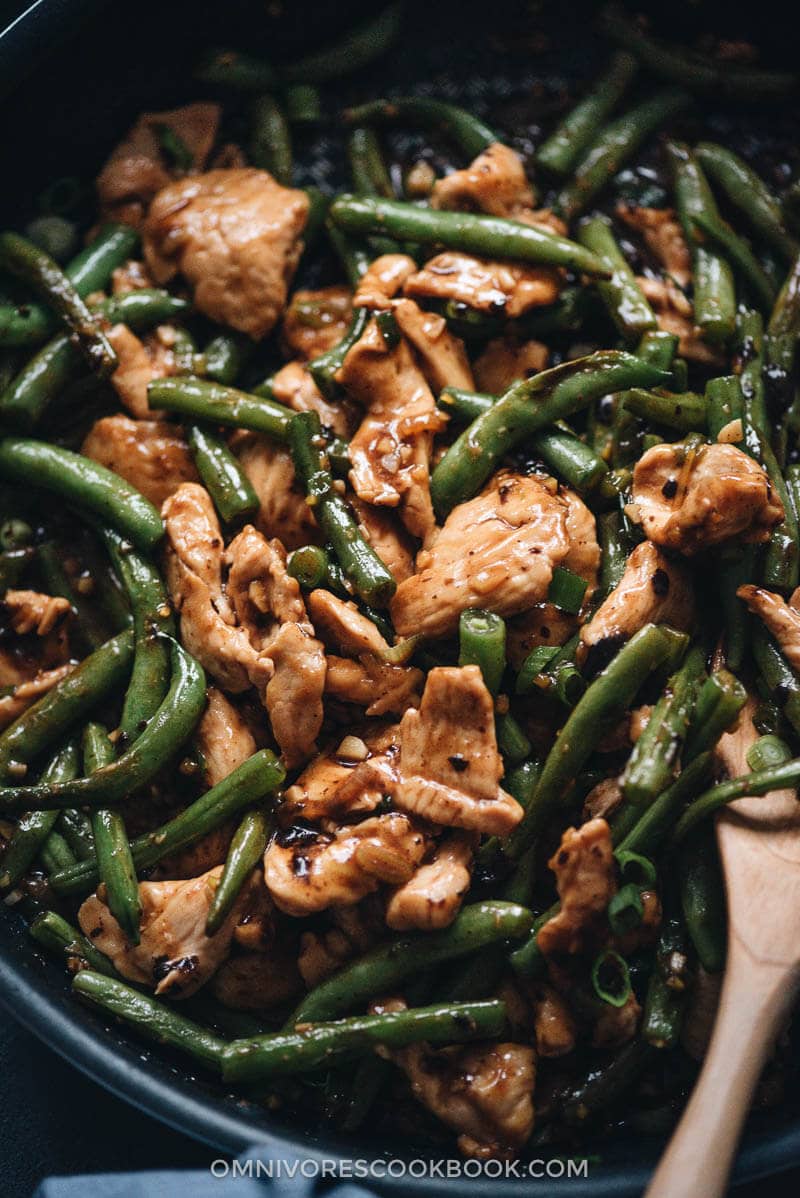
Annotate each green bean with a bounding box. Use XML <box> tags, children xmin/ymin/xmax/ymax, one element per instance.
<box><xmin>36</xmin><ymin>540</ymin><xmax>109</xmax><ymax>655</ymax></box>
<box><xmin>41</xmin><ymin>825</ymin><xmax>78</xmax><ymax>873</ymax></box>
<box><xmin>667</xmin><ymin>141</ymin><xmax>736</xmax><ymax>344</ymax></box>
<box><xmin>504</xmin><ymin>624</ymin><xmax>683</xmax><ymax>861</ymax></box>
<box><xmin>556</xmin><ymin>90</ymin><xmax>690</xmax><ymax>221</ymax></box>
<box><xmin>599</xmin><ymin>3</ymin><xmax>798</xmax><ymax>103</ymax></box>
<box><xmin>675</xmin><ymin>757</ymin><xmax>800</xmax><ymax>841</ymax></box>
<box><xmin>287</xmin><ymin>545</ymin><xmax>329</xmax><ymax>590</ymax></box>
<box><xmin>560</xmin><ymin>1039</ymin><xmax>655</xmax><ymax>1126</ymax></box>
<box><xmin>612</xmin><ymin>751</ymin><xmax>714</xmax><ymax>852</ymax></box>
<box><xmin>537</xmin><ymin>52</ymin><xmax>637</xmax><ymax>176</ymax></box>
<box><xmin>705</xmin><ymin>375</ymin><xmax>743</xmax><ymax>440</ymax></box>
<box><xmin>621</xmin><ymin>387</ymin><xmax>707</xmax><ymax>433</ymax></box>
<box><xmin>249</xmin><ymin>95</ymin><xmax>292</xmax><ymax>186</ymax></box>
<box><xmin>308</xmin><ymin>306</ymin><xmax>371</xmax><ymax>400</ymax></box>
<box><xmin>344</xmin><ymin>97</ymin><xmax>497</xmax><ymax>161</ymax></box>
<box><xmin>289</xmin><ymin>410</ymin><xmax>396</xmax><ymax>606</ymax></box>
<box><xmin>431</xmin><ymin>351</ymin><xmax>669</xmax><ymax>517</ymax></box>
<box><xmin>752</xmin><ymin>626</ymin><xmax>800</xmax><ymax>738</ymax></box>
<box><xmin>496</xmin><ymin>712</ymin><xmax>532</xmax><ymax>766</ymax></box>
<box><xmin>0</xmin><ymin>232</ymin><xmax>116</xmax><ymax>376</ymax></box>
<box><xmin>0</xmin><ymin>223</ymin><xmax>139</xmax><ymax>349</ymax></box>
<box><xmin>690</xmin><ymin>209</ymin><xmax>776</xmax><ymax>312</ymax></box>
<box><xmin>29</xmin><ymin>911</ymin><xmax>118</xmax><ymax>977</ymax></box>
<box><xmin>73</xmin><ymin>971</ymin><xmax>225</xmax><ymax>1071</ymax></box>
<box><xmin>598</xmin><ymin>510</ymin><xmax>628</xmax><ymax>595</ymax></box>
<box><xmin>577</xmin><ymin>215</ymin><xmax>657</xmax><ymax>340</ymax></box>
<box><xmin>683</xmin><ymin>669</ymin><xmax>747</xmax><ymax>761</ymax></box>
<box><xmin>49</xmin><ymin>750</ymin><xmax>285</xmax><ymax>896</ymax></box>
<box><xmin>195</xmin><ymin>47</ymin><xmax>277</xmax><ymax>91</ymax></box>
<box><xmin>186</xmin><ymin>424</ymin><xmax>259</xmax><ymax>525</ymax></box>
<box><xmin>56</xmin><ymin>807</ymin><xmax>95</xmax><ymax>861</ymax></box>
<box><xmin>206</xmin><ymin>808</ymin><xmax>271</xmax><ymax>936</ymax></box>
<box><xmin>0</xmin><ymin>439</ymin><xmax>162</xmax><ymax>552</ymax></box>
<box><xmin>747</xmin><ymin>734</ymin><xmax>792</xmax><ymax>772</ymax></box>
<box><xmin>282</xmin><ymin>2</ymin><xmax>403</xmax><ymax>83</ymax></box>
<box><xmin>0</xmin><ymin>332</ymin><xmax>83</xmax><ymax>429</ymax></box>
<box><xmin>0</xmin><ymin>739</ymin><xmax>79</xmax><ymax>890</ymax></box>
<box><xmin>224</xmin><ymin>1000</ymin><xmax>506</xmax><ymax>1084</ymax></box>
<box><xmin>347</xmin><ymin>127</ymin><xmax>395</xmax><ymax>199</ymax></box>
<box><xmin>766</xmin><ymin>251</ymin><xmax>800</xmax><ymax>410</ymax></box>
<box><xmin>695</xmin><ymin>143</ymin><xmax>799</xmax><ymax>262</ymax></box>
<box><xmin>284</xmin><ymin>84</ymin><xmax>322</xmax><ymax>124</ymax></box>
<box><xmin>148</xmin><ymin>377</ymin><xmax>292</xmax><ymax>443</ymax></box>
<box><xmin>0</xmin><ymin>639</ymin><xmax>205</xmax><ymax>813</ymax></box>
<box><xmin>643</xmin><ymin>910</ymin><xmax>690</xmax><ymax>1049</ymax></box>
<box><xmin>84</xmin><ymin>722</ymin><xmax>141</xmax><ymax>945</ymax></box>
<box><xmin>289</xmin><ymin>901</ymin><xmax>532</xmax><ymax>1025</ymax></box>
<box><xmin>329</xmin><ymin>195</ymin><xmax>611</xmax><ymax>278</ymax></box>
<box><xmin>196</xmin><ymin>332</ymin><xmax>254</xmax><ymax>387</ymax></box>
<box><xmin>438</xmin><ymin>388</ymin><xmax>611</xmax><ymax>494</ymax></box>
<box><xmin>0</xmin><ymin>630</ymin><xmax>133</xmax><ymax>783</ymax></box>
<box><xmin>458</xmin><ymin>609</ymin><xmax>506</xmax><ymax>696</ymax></box>
<box><xmin>622</xmin><ymin>646</ymin><xmax>704</xmax><ymax>806</ymax></box>
<box><xmin>678</xmin><ymin>827</ymin><xmax>726</xmax><ymax>972</ymax></box>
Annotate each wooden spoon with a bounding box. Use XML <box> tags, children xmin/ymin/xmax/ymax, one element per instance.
<box><xmin>646</xmin><ymin>704</ymin><xmax>800</xmax><ymax>1198</ymax></box>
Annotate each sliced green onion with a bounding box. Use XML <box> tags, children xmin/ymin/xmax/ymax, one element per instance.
<box><xmin>607</xmin><ymin>883</ymin><xmax>644</xmax><ymax>936</ymax></box>
<box><xmin>615</xmin><ymin>849</ymin><xmax>657</xmax><ymax>888</ymax></box>
<box><xmin>745</xmin><ymin>734</ymin><xmax>792</xmax><ymax>773</ymax></box>
<box><xmin>547</xmin><ymin>566</ymin><xmax>588</xmax><ymax>614</ymax></box>
<box><xmin>591</xmin><ymin>948</ymin><xmax>632</xmax><ymax>1008</ymax></box>
<box><xmin>515</xmin><ymin>645</ymin><xmax>560</xmax><ymax>694</ymax></box>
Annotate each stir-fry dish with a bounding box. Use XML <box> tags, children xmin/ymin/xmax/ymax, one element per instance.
<box><xmin>1</xmin><ymin>1</ymin><xmax>800</xmax><ymax>1160</ymax></box>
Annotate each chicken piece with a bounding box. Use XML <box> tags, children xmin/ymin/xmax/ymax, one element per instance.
<box><xmin>386</xmin><ymin>831</ymin><xmax>476</xmax><ymax>930</ymax></box>
<box><xmin>579</xmin><ymin>542</ymin><xmax>694</xmax><ymax>664</ymax></box>
<box><xmin>105</xmin><ymin>323</ymin><xmax>175</xmax><ymax>419</ymax></box>
<box><xmin>632</xmin><ymin>441</ymin><xmax>783</xmax><ymax>554</ymax></box>
<box><xmin>271</xmin><ymin>360</ymin><xmax>352</xmax><ymax>439</ymax></box>
<box><xmin>351</xmin><ymin>496</ymin><xmax>416</xmax><ymax>584</ymax></box>
<box><xmin>353</xmin><ymin>254</ymin><xmax>418</xmax><ymax>309</ymax></box>
<box><xmin>637</xmin><ymin>276</ymin><xmax>724</xmax><ymax>367</ymax></box>
<box><xmin>162</xmin><ymin>484</ymin><xmax>270</xmax><ymax>693</ymax></box>
<box><xmin>529</xmin><ymin>983</ymin><xmax>578</xmax><ymax>1058</ymax></box>
<box><xmin>306</xmin><ymin>589</ymin><xmax>389</xmax><ymax>657</ymax></box>
<box><xmin>537</xmin><ymin>819</ymin><xmax>616</xmax><ymax>961</ymax></box>
<box><xmin>0</xmin><ymin>663</ymin><xmax>74</xmax><ymax>732</ymax></box>
<box><xmin>386</xmin><ymin>1039</ymin><xmax>536</xmax><ymax>1158</ymax></box>
<box><xmin>153</xmin><ymin>824</ymin><xmax>235</xmax><ymax>881</ymax></box>
<box><xmin>82</xmin><ymin>416</ymin><xmax>198</xmax><ymax>509</ymax></box>
<box><xmin>225</xmin><ymin>526</ymin><xmax>325</xmax><ymax>766</ymax></box>
<box><xmin>505</xmin><ymin>604</ymin><xmax>577</xmax><ymax>670</ymax></box>
<box><xmin>431</xmin><ymin>143</ymin><xmax>535</xmax><ymax>219</ymax></box>
<box><xmin>737</xmin><ymin>585</ymin><xmax>800</xmax><ymax>671</ymax></box>
<box><xmin>473</xmin><ymin>337</ymin><xmax>548</xmax><ymax>394</ymax></box>
<box><xmin>111</xmin><ymin>258</ymin><xmax>155</xmax><ymax>294</ymax></box>
<box><xmin>97</xmin><ymin>102</ymin><xmax>220</xmax><ymax>225</ymax></box>
<box><xmin>280</xmin><ymin>725</ymin><xmax>400</xmax><ymax>823</ymax></box>
<box><xmin>298</xmin><ymin>898</ymin><xmax>386</xmax><ymax>986</ymax></box>
<box><xmin>143</xmin><ymin>168</ymin><xmax>309</xmax><ymax>339</ymax></box>
<box><xmin>592</xmin><ymin>991</ymin><xmax>642</xmax><ymax>1048</ymax></box>
<box><xmin>78</xmin><ymin>866</ymin><xmax>249</xmax><ymax>998</ymax></box>
<box><xmin>392</xmin><ymin>298</ymin><xmax>474</xmax><ymax>394</ymax></box>
<box><xmin>562</xmin><ymin>488</ymin><xmax>602</xmax><ymax>594</ymax></box>
<box><xmin>404</xmin><ymin>252</ymin><xmax>560</xmax><ymax>319</ymax></box>
<box><xmin>212</xmin><ymin>943</ymin><xmax>303</xmax><ymax>1011</ymax></box>
<box><xmin>337</xmin><ymin>317</ymin><xmax>446</xmax><ymax>543</ymax></box>
<box><xmin>3</xmin><ymin>590</ymin><xmax>70</xmax><ymax>638</ymax></box>
<box><xmin>263</xmin><ymin>813</ymin><xmax>427</xmax><ymax>916</ymax></box>
<box><xmin>396</xmin><ymin>666</ymin><xmax>523</xmax><ymax>836</ymax></box>
<box><xmin>232</xmin><ymin>433</ymin><xmax>319</xmax><ymax>550</ymax></box>
<box><xmin>196</xmin><ymin>687</ymin><xmax>257</xmax><ymax>787</ymax></box>
<box><xmin>282</xmin><ymin>285</ymin><xmax>352</xmax><ymax>361</ymax></box>
<box><xmin>390</xmin><ymin>473</ymin><xmax>576</xmax><ymax>640</ymax></box>
<box><xmin>616</xmin><ymin>205</ymin><xmax>691</xmax><ymax>288</ymax></box>
<box><xmin>325</xmin><ymin>655</ymin><xmax>423</xmax><ymax>717</ymax></box>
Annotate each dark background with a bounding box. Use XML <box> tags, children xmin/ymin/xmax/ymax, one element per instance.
<box><xmin>1</xmin><ymin>1</ymin><xmax>800</xmax><ymax>1194</ymax></box>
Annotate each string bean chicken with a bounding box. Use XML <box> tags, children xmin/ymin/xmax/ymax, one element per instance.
<box><xmin>2</xmin><ymin>0</ymin><xmax>800</xmax><ymax>1159</ymax></box>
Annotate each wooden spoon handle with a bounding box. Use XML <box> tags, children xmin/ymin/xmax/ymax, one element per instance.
<box><xmin>645</xmin><ymin>941</ymin><xmax>798</xmax><ymax>1198</ymax></box>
